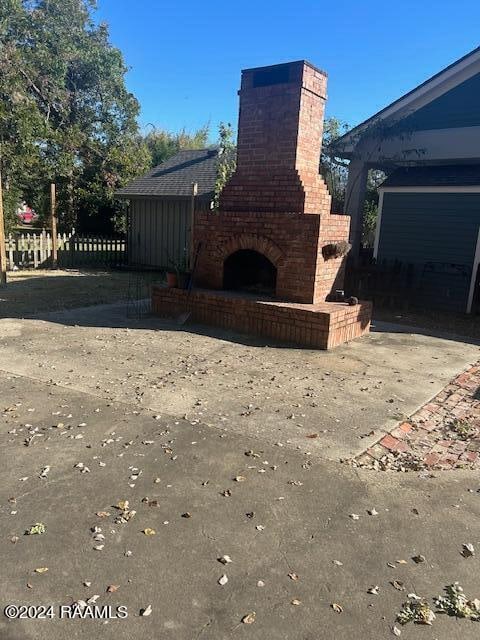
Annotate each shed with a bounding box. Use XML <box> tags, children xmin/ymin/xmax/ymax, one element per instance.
<box><xmin>115</xmin><ymin>148</ymin><xmax>219</xmax><ymax>269</ymax></box>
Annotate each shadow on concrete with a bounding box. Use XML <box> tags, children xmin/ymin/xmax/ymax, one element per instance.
<box><xmin>370</xmin><ymin>319</ymin><xmax>480</xmax><ymax>347</ymax></box>
<box><xmin>2</xmin><ymin>272</ymin><xmax>480</xmax><ymax>349</ymax></box>
<box><xmin>6</xmin><ymin>303</ymin><xmax>478</xmax><ymax>352</ymax></box>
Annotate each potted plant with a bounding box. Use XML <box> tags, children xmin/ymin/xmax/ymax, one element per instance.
<box><xmin>166</xmin><ymin>270</ymin><xmax>178</xmax><ymax>288</ymax></box>
<box><xmin>167</xmin><ymin>250</ymin><xmax>190</xmax><ymax>289</ymax></box>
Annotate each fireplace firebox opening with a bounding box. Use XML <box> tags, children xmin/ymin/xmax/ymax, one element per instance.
<box><xmin>223</xmin><ymin>250</ymin><xmax>277</xmax><ymax>297</ymax></box>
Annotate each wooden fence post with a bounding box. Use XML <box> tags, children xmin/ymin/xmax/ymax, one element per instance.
<box><xmin>50</xmin><ymin>183</ymin><xmax>58</xmax><ymax>269</ymax></box>
<box><xmin>0</xmin><ymin>167</ymin><xmax>7</xmax><ymax>285</ymax></box>
<box><xmin>189</xmin><ymin>181</ymin><xmax>197</xmax><ymax>270</ymax></box>
<box><xmin>7</xmin><ymin>233</ymin><xmax>13</xmax><ymax>269</ymax></box>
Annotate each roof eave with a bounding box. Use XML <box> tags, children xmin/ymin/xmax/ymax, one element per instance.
<box><xmin>335</xmin><ymin>45</ymin><xmax>480</xmax><ymax>150</ymax></box>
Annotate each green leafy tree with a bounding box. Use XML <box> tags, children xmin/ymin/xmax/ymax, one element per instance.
<box><xmin>0</xmin><ymin>0</ymin><xmax>150</xmax><ymax>232</ymax></box>
<box><xmin>322</xmin><ymin>117</ymin><xmax>385</xmax><ymax>248</ymax></box>
<box><xmin>362</xmin><ymin>169</ymin><xmax>384</xmax><ymax>247</ymax></box>
<box><xmin>0</xmin><ymin>0</ymin><xmax>48</xmax><ymax>230</ymax></box>
<box><xmin>213</xmin><ymin>122</ymin><xmax>236</xmax><ymax>209</ymax></box>
<box><xmin>320</xmin><ymin>117</ymin><xmax>350</xmax><ymax>212</ymax></box>
<box><xmin>143</xmin><ymin>125</ymin><xmax>210</xmax><ymax>168</ymax></box>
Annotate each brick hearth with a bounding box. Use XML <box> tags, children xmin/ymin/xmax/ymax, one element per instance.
<box><xmin>151</xmin><ymin>59</ymin><xmax>372</xmax><ymax>348</ymax></box>
<box><xmin>152</xmin><ymin>287</ymin><xmax>372</xmax><ymax>350</ymax></box>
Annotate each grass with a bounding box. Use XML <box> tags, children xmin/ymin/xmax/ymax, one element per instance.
<box><xmin>0</xmin><ymin>269</ymin><xmax>162</xmax><ymax>317</ymax></box>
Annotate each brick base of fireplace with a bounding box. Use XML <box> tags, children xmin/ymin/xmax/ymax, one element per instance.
<box><xmin>151</xmin><ymin>286</ymin><xmax>372</xmax><ymax>350</ymax></box>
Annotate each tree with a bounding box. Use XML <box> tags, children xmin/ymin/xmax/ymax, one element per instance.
<box><xmin>213</xmin><ymin>122</ymin><xmax>236</xmax><ymax>210</ymax></box>
<box><xmin>0</xmin><ymin>0</ymin><xmax>150</xmax><ymax>232</ymax></box>
<box><xmin>143</xmin><ymin>125</ymin><xmax>209</xmax><ymax>168</ymax></box>
<box><xmin>320</xmin><ymin>117</ymin><xmax>350</xmax><ymax>213</ymax></box>
<box><xmin>321</xmin><ymin>117</ymin><xmax>385</xmax><ymax>248</ymax></box>
<box><xmin>0</xmin><ymin>0</ymin><xmax>48</xmax><ymax>230</ymax></box>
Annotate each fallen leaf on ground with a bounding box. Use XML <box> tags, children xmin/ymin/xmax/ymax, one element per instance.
<box><xmin>218</xmin><ymin>555</ymin><xmax>232</xmax><ymax>564</ymax></box>
<box><xmin>391</xmin><ymin>581</ymin><xmax>405</xmax><ymax>591</ymax></box>
<box><xmin>140</xmin><ymin>605</ymin><xmax>152</xmax><ymax>617</ymax></box>
<box><xmin>34</xmin><ymin>567</ymin><xmax>48</xmax><ymax>574</ymax></box>
<box><xmin>26</xmin><ymin>523</ymin><xmax>46</xmax><ymax>535</ymax></box>
<box><xmin>397</xmin><ymin>598</ymin><xmax>435</xmax><ymax>625</ymax></box>
<box><xmin>242</xmin><ymin>612</ymin><xmax>256</xmax><ymax>624</ymax></box>
<box><xmin>462</xmin><ymin>543</ymin><xmax>475</xmax><ymax>557</ymax></box>
<box><xmin>288</xmin><ymin>572</ymin><xmax>299</xmax><ymax>581</ymax></box>
<box><xmin>412</xmin><ymin>555</ymin><xmax>425</xmax><ymax>564</ymax></box>
<box><xmin>181</xmin><ymin>512</ymin><xmax>191</xmax><ymax>518</ymax></box>
<box><xmin>367</xmin><ymin>585</ymin><xmax>380</xmax><ymax>595</ymax></box>
<box><xmin>291</xmin><ymin>599</ymin><xmax>301</xmax><ymax>605</ymax></box>
<box><xmin>143</xmin><ymin>528</ymin><xmax>156</xmax><ymax>536</ymax></box>
<box><xmin>331</xmin><ymin>603</ymin><xmax>343</xmax><ymax>613</ymax></box>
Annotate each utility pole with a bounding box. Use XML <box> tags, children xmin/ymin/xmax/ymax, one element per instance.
<box><xmin>0</xmin><ymin>166</ymin><xmax>7</xmax><ymax>286</ymax></box>
<box><xmin>50</xmin><ymin>182</ymin><xmax>58</xmax><ymax>269</ymax></box>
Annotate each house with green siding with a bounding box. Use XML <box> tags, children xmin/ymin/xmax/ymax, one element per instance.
<box><xmin>334</xmin><ymin>46</ymin><xmax>480</xmax><ymax>313</ymax></box>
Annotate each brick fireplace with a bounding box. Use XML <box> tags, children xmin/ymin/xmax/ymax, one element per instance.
<box><xmin>152</xmin><ymin>60</ymin><xmax>371</xmax><ymax>349</ymax></box>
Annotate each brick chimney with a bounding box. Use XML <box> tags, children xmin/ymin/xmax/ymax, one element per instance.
<box><xmin>220</xmin><ymin>60</ymin><xmax>332</xmax><ymax>215</ymax></box>
<box><xmin>192</xmin><ymin>60</ymin><xmax>351</xmax><ymax>305</ymax></box>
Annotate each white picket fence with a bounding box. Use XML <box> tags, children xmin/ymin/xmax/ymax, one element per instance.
<box><xmin>6</xmin><ymin>229</ymin><xmax>73</xmax><ymax>269</ymax></box>
<box><xmin>6</xmin><ymin>229</ymin><xmax>126</xmax><ymax>269</ymax></box>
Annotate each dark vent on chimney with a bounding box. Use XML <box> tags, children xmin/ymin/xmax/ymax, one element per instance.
<box><xmin>253</xmin><ymin>65</ymin><xmax>290</xmax><ymax>87</ymax></box>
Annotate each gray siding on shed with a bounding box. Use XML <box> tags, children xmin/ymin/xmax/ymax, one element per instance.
<box><xmin>128</xmin><ymin>197</ymin><xmax>195</xmax><ymax>269</ymax></box>
<box><xmin>377</xmin><ymin>192</ymin><xmax>480</xmax><ymax>311</ymax></box>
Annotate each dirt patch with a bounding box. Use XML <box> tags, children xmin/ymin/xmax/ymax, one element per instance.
<box><xmin>375</xmin><ymin>306</ymin><xmax>480</xmax><ymax>341</ymax></box>
<box><xmin>0</xmin><ymin>269</ymin><xmax>160</xmax><ymax>317</ymax></box>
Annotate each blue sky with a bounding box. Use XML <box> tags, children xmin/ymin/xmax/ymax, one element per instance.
<box><xmin>95</xmin><ymin>0</ymin><xmax>479</xmax><ymax>142</ymax></box>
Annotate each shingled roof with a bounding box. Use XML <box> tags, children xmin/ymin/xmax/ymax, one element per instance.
<box><xmin>380</xmin><ymin>164</ymin><xmax>480</xmax><ymax>188</ymax></box>
<box><xmin>115</xmin><ymin>148</ymin><xmax>220</xmax><ymax>198</ymax></box>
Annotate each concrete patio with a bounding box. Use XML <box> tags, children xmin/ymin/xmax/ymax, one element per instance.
<box><xmin>0</xmin><ymin>302</ymin><xmax>479</xmax><ymax>461</ymax></box>
<box><xmin>1</xmin><ymin>303</ymin><xmax>480</xmax><ymax>639</ymax></box>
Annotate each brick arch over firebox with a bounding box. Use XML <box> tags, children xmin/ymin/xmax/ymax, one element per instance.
<box><xmin>218</xmin><ymin>234</ymin><xmax>285</xmax><ymax>268</ymax></box>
